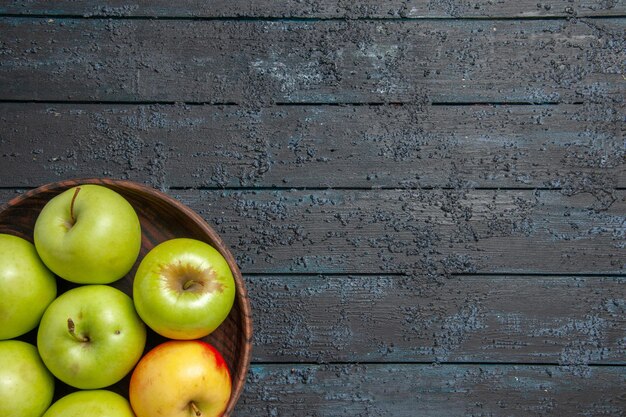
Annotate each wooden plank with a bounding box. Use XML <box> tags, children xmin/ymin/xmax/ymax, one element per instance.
<box><xmin>2</xmin><ymin>189</ymin><xmax>623</xmax><ymax>274</ymax></box>
<box><xmin>177</xmin><ymin>189</ymin><xmax>626</xmax><ymax>275</ymax></box>
<box><xmin>248</xmin><ymin>275</ymin><xmax>626</xmax><ymax>363</ymax></box>
<box><xmin>0</xmin><ymin>18</ymin><xmax>624</xmax><ymax>103</ymax></box>
<box><xmin>239</xmin><ymin>364</ymin><xmax>626</xmax><ymax>416</ymax></box>
<box><xmin>2</xmin><ymin>0</ymin><xmax>625</xmax><ymax>18</ymax></box>
<box><xmin>1</xmin><ymin>103</ymin><xmax>624</xmax><ymax>188</ymax></box>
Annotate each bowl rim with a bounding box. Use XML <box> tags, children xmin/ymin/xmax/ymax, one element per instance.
<box><xmin>0</xmin><ymin>178</ymin><xmax>253</xmax><ymax>415</ymax></box>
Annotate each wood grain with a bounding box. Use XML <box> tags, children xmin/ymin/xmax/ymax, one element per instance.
<box><xmin>2</xmin><ymin>1</ymin><xmax>625</xmax><ymax>413</ymax></box>
<box><xmin>247</xmin><ymin>274</ymin><xmax>626</xmax><ymax>364</ymax></box>
<box><xmin>1</xmin><ymin>103</ymin><xmax>624</xmax><ymax>189</ymax></box>
<box><xmin>238</xmin><ymin>364</ymin><xmax>626</xmax><ymax>416</ymax></box>
<box><xmin>175</xmin><ymin>189</ymin><xmax>626</xmax><ymax>275</ymax></box>
<box><xmin>2</xmin><ymin>189</ymin><xmax>622</xmax><ymax>275</ymax></box>
<box><xmin>2</xmin><ymin>0</ymin><xmax>625</xmax><ymax>18</ymax></box>
<box><xmin>0</xmin><ymin>18</ymin><xmax>624</xmax><ymax>103</ymax></box>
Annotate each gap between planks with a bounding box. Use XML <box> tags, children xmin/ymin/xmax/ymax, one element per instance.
<box><xmin>244</xmin><ymin>272</ymin><xmax>626</xmax><ymax>278</ymax></box>
<box><xmin>1</xmin><ymin>13</ymin><xmax>625</xmax><ymax>21</ymax></box>
<box><xmin>2</xmin><ymin>186</ymin><xmax>626</xmax><ymax>192</ymax></box>
<box><xmin>250</xmin><ymin>361</ymin><xmax>626</xmax><ymax>367</ymax></box>
<box><xmin>0</xmin><ymin>99</ymin><xmax>579</xmax><ymax>106</ymax></box>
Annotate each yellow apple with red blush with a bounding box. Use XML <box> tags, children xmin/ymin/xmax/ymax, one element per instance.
<box><xmin>130</xmin><ymin>340</ymin><xmax>231</xmax><ymax>417</ymax></box>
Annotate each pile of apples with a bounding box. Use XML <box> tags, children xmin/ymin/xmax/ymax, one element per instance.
<box><xmin>0</xmin><ymin>185</ymin><xmax>236</xmax><ymax>417</ymax></box>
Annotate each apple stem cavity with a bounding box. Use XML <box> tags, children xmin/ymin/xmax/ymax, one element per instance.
<box><xmin>67</xmin><ymin>318</ymin><xmax>89</xmax><ymax>343</ymax></box>
<box><xmin>183</xmin><ymin>279</ymin><xmax>203</xmax><ymax>291</ymax></box>
<box><xmin>69</xmin><ymin>186</ymin><xmax>81</xmax><ymax>227</ymax></box>
<box><xmin>190</xmin><ymin>401</ymin><xmax>202</xmax><ymax>416</ymax></box>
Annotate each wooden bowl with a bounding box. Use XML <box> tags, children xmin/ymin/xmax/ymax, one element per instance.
<box><xmin>0</xmin><ymin>178</ymin><xmax>252</xmax><ymax>416</ymax></box>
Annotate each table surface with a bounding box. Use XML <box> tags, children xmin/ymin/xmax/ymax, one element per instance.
<box><xmin>1</xmin><ymin>1</ymin><xmax>625</xmax><ymax>415</ymax></box>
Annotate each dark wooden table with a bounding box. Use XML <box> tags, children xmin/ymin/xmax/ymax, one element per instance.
<box><xmin>1</xmin><ymin>1</ymin><xmax>625</xmax><ymax>415</ymax></box>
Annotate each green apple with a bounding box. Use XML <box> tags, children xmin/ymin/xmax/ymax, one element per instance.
<box><xmin>0</xmin><ymin>340</ymin><xmax>54</xmax><ymax>417</ymax></box>
<box><xmin>37</xmin><ymin>285</ymin><xmax>147</xmax><ymax>389</ymax></box>
<box><xmin>34</xmin><ymin>184</ymin><xmax>141</xmax><ymax>284</ymax></box>
<box><xmin>130</xmin><ymin>340</ymin><xmax>231</xmax><ymax>417</ymax></box>
<box><xmin>0</xmin><ymin>234</ymin><xmax>57</xmax><ymax>340</ymax></box>
<box><xmin>133</xmin><ymin>238</ymin><xmax>236</xmax><ymax>339</ymax></box>
<box><xmin>43</xmin><ymin>390</ymin><xmax>135</xmax><ymax>417</ymax></box>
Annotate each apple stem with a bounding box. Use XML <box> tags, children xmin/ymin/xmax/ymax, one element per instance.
<box><xmin>67</xmin><ymin>318</ymin><xmax>89</xmax><ymax>342</ymax></box>
<box><xmin>190</xmin><ymin>401</ymin><xmax>202</xmax><ymax>416</ymax></box>
<box><xmin>183</xmin><ymin>280</ymin><xmax>200</xmax><ymax>291</ymax></box>
<box><xmin>69</xmin><ymin>187</ymin><xmax>81</xmax><ymax>225</ymax></box>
